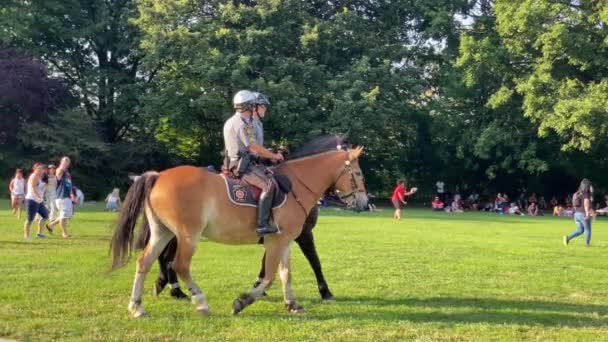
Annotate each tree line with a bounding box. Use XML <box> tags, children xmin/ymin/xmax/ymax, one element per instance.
<box><xmin>1</xmin><ymin>0</ymin><xmax>606</xmax><ymax>200</ymax></box>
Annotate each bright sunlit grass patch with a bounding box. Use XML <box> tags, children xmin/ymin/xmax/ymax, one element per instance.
<box><xmin>1</xmin><ymin>202</ymin><xmax>607</xmax><ymax>340</ymax></box>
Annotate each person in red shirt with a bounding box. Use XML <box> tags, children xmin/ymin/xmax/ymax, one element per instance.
<box><xmin>431</xmin><ymin>196</ymin><xmax>444</xmax><ymax>211</ymax></box>
<box><xmin>391</xmin><ymin>180</ymin><xmax>417</xmax><ymax>220</ymax></box>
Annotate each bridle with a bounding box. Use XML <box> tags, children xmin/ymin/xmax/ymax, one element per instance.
<box><xmin>285</xmin><ymin>150</ymin><xmax>365</xmax><ymax>214</ymax></box>
<box><xmin>334</xmin><ymin>159</ymin><xmax>365</xmax><ymax>206</ymax></box>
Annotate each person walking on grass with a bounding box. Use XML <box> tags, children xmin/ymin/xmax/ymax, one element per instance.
<box><xmin>44</xmin><ymin>164</ymin><xmax>59</xmax><ymax>222</ymax></box>
<box><xmin>563</xmin><ymin>178</ymin><xmax>594</xmax><ymax>247</ymax></box>
<box><xmin>46</xmin><ymin>156</ymin><xmax>73</xmax><ymax>238</ymax></box>
<box><xmin>391</xmin><ymin>179</ymin><xmax>417</xmax><ymax>220</ymax></box>
<box><xmin>9</xmin><ymin>168</ymin><xmax>26</xmax><ymax>219</ymax></box>
<box><xmin>23</xmin><ymin>163</ymin><xmax>49</xmax><ymax>240</ymax></box>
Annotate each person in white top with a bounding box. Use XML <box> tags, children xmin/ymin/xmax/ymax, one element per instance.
<box><xmin>45</xmin><ymin>164</ymin><xmax>59</xmax><ymax>221</ymax></box>
<box><xmin>105</xmin><ymin>188</ymin><xmax>121</xmax><ymax>211</ymax></box>
<box><xmin>9</xmin><ymin>168</ymin><xmax>26</xmax><ymax>219</ymax></box>
<box><xmin>435</xmin><ymin>180</ymin><xmax>445</xmax><ymax>199</ymax></box>
<box><xmin>23</xmin><ymin>162</ymin><xmax>50</xmax><ymax>240</ymax></box>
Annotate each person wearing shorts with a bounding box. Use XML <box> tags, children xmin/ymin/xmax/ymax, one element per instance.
<box><xmin>9</xmin><ymin>168</ymin><xmax>26</xmax><ymax>219</ymax></box>
<box><xmin>391</xmin><ymin>180</ymin><xmax>417</xmax><ymax>220</ymax></box>
<box><xmin>23</xmin><ymin>163</ymin><xmax>49</xmax><ymax>240</ymax></box>
<box><xmin>47</xmin><ymin>156</ymin><xmax>73</xmax><ymax>238</ymax></box>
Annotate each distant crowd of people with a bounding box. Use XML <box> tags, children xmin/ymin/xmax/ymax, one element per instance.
<box><xmin>427</xmin><ymin>180</ymin><xmax>608</xmax><ymax>219</ymax></box>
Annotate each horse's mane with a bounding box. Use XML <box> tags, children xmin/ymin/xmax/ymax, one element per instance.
<box><xmin>287</xmin><ymin>134</ymin><xmax>347</xmax><ymax>160</ymax></box>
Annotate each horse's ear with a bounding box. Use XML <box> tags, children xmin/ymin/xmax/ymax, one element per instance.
<box><xmin>349</xmin><ymin>146</ymin><xmax>364</xmax><ymax>160</ymax></box>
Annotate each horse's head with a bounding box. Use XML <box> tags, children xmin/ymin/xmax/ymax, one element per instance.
<box><xmin>333</xmin><ymin>146</ymin><xmax>368</xmax><ymax>212</ymax></box>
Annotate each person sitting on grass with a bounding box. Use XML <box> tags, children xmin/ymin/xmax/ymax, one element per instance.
<box><xmin>508</xmin><ymin>203</ymin><xmax>524</xmax><ymax>216</ymax></box>
<box><xmin>527</xmin><ymin>202</ymin><xmax>539</xmax><ymax>216</ymax></box>
<box><xmin>450</xmin><ymin>198</ymin><xmax>464</xmax><ymax>213</ymax></box>
<box><xmin>105</xmin><ymin>188</ymin><xmax>121</xmax><ymax>212</ymax></box>
<box><xmin>563</xmin><ymin>204</ymin><xmax>574</xmax><ymax>217</ymax></box>
<box><xmin>596</xmin><ymin>194</ymin><xmax>608</xmax><ymax>215</ymax></box>
<box><xmin>550</xmin><ymin>196</ymin><xmax>559</xmax><ymax>210</ymax></box>
<box><xmin>431</xmin><ymin>196</ymin><xmax>444</xmax><ymax>211</ymax></box>
<box><xmin>553</xmin><ymin>204</ymin><xmax>564</xmax><ymax>217</ymax></box>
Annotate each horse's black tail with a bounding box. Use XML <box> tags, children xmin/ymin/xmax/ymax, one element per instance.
<box><xmin>110</xmin><ymin>171</ymin><xmax>159</xmax><ymax>271</ymax></box>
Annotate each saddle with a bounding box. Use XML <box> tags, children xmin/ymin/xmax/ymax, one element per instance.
<box><xmin>221</xmin><ymin>173</ymin><xmax>289</xmax><ymax>209</ymax></box>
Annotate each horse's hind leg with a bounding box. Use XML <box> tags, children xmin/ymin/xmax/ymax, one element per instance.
<box><xmin>172</xmin><ymin>230</ymin><xmax>209</xmax><ymax>315</ymax></box>
<box><xmin>128</xmin><ymin>208</ymin><xmax>174</xmax><ymax>318</ymax></box>
<box><xmin>154</xmin><ymin>238</ymin><xmax>188</xmax><ymax>299</ymax></box>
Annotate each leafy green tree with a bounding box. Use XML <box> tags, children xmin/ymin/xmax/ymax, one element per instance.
<box><xmin>1</xmin><ymin>0</ymin><xmax>145</xmax><ymax>143</ymax></box>
<box><xmin>135</xmin><ymin>0</ymin><xmax>474</xmax><ymax>192</ymax></box>
<box><xmin>461</xmin><ymin>0</ymin><xmax>608</xmax><ymax>151</ymax></box>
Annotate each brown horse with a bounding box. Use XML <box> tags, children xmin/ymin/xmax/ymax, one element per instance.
<box><xmin>110</xmin><ymin>137</ymin><xmax>368</xmax><ymax>317</ymax></box>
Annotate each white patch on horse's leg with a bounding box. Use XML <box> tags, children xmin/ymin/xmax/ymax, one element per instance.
<box><xmin>128</xmin><ymin>272</ymin><xmax>147</xmax><ymax>318</ymax></box>
<box><xmin>128</xmin><ymin>207</ymin><xmax>174</xmax><ymax>318</ymax></box>
<box><xmin>191</xmin><ymin>293</ymin><xmax>209</xmax><ymax>314</ymax></box>
<box><xmin>182</xmin><ymin>275</ymin><xmax>209</xmax><ymax>314</ymax></box>
<box><xmin>279</xmin><ymin>243</ymin><xmax>295</xmax><ymax>305</ymax></box>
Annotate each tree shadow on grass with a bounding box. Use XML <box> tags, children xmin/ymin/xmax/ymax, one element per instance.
<box><xmin>292</xmin><ymin>296</ymin><xmax>608</xmax><ymax>328</ymax></box>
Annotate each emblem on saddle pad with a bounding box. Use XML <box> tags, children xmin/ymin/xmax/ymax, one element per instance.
<box><xmin>233</xmin><ymin>186</ymin><xmax>247</xmax><ymax>202</ymax></box>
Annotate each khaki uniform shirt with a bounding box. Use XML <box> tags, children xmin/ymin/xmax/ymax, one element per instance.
<box><xmin>223</xmin><ymin>112</ymin><xmax>263</xmax><ymax>161</ymax></box>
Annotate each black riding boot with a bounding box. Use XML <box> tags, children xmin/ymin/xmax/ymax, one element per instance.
<box><xmin>256</xmin><ymin>189</ymin><xmax>279</xmax><ymax>236</ymax></box>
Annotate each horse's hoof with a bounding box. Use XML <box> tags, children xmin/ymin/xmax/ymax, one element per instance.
<box><xmin>196</xmin><ymin>306</ymin><xmax>210</xmax><ymax>316</ymax></box>
<box><xmin>132</xmin><ymin>309</ymin><xmax>147</xmax><ymax>318</ymax></box>
<box><xmin>322</xmin><ymin>295</ymin><xmax>336</xmax><ymax>302</ymax></box>
<box><xmin>153</xmin><ymin>279</ymin><xmax>167</xmax><ymax>296</ymax></box>
<box><xmin>170</xmin><ymin>288</ymin><xmax>189</xmax><ymax>300</ymax></box>
<box><xmin>232</xmin><ymin>298</ymin><xmax>245</xmax><ymax>315</ymax></box>
<box><xmin>285</xmin><ymin>302</ymin><xmax>305</xmax><ymax>314</ymax></box>
<box><xmin>232</xmin><ymin>294</ymin><xmax>255</xmax><ymax>315</ymax></box>
<box><xmin>128</xmin><ymin>304</ymin><xmax>147</xmax><ymax>318</ymax></box>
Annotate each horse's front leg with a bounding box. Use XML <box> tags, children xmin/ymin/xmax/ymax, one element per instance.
<box><xmin>252</xmin><ymin>251</ymin><xmax>269</xmax><ymax>296</ymax></box>
<box><xmin>233</xmin><ymin>238</ymin><xmax>295</xmax><ymax>314</ymax></box>
<box><xmin>295</xmin><ymin>229</ymin><xmax>334</xmax><ymax>300</ymax></box>
<box><xmin>279</xmin><ymin>243</ymin><xmax>304</xmax><ymax>313</ymax></box>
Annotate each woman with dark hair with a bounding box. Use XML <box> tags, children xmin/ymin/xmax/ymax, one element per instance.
<box><xmin>391</xmin><ymin>179</ymin><xmax>417</xmax><ymax>220</ymax></box>
<box><xmin>563</xmin><ymin>178</ymin><xmax>594</xmax><ymax>247</ymax></box>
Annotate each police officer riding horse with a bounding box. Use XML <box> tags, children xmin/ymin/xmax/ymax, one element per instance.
<box><xmin>222</xmin><ymin>90</ymin><xmax>284</xmax><ymax>236</ymax></box>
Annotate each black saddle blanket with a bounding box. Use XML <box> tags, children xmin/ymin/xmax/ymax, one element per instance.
<box><xmin>221</xmin><ymin>175</ymin><xmax>287</xmax><ymax>209</ymax></box>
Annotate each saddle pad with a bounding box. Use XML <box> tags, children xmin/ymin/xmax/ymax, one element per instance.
<box><xmin>221</xmin><ymin>175</ymin><xmax>287</xmax><ymax>209</ymax></box>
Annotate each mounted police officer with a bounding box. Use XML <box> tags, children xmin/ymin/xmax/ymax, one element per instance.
<box><xmin>223</xmin><ymin>90</ymin><xmax>284</xmax><ymax>236</ymax></box>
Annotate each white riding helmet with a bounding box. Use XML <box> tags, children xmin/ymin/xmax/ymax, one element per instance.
<box><xmin>233</xmin><ymin>90</ymin><xmax>256</xmax><ymax>110</ymax></box>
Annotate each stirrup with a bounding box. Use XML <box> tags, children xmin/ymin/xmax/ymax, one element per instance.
<box><xmin>256</xmin><ymin>225</ymin><xmax>279</xmax><ymax>236</ymax></box>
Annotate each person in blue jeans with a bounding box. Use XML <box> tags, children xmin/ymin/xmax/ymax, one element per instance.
<box><xmin>23</xmin><ymin>162</ymin><xmax>49</xmax><ymax>240</ymax></box>
<box><xmin>563</xmin><ymin>178</ymin><xmax>594</xmax><ymax>247</ymax></box>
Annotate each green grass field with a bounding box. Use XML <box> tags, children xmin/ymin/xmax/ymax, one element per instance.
<box><xmin>1</xmin><ymin>201</ymin><xmax>607</xmax><ymax>341</ymax></box>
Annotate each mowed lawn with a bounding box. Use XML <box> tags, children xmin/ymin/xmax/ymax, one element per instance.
<box><xmin>1</xmin><ymin>201</ymin><xmax>608</xmax><ymax>341</ymax></box>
